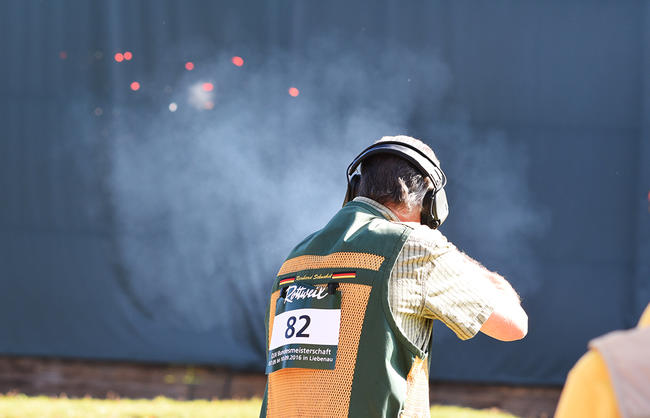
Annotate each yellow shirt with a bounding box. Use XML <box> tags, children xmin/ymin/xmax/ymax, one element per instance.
<box><xmin>555</xmin><ymin>350</ymin><xmax>621</xmax><ymax>418</ymax></box>
<box><xmin>555</xmin><ymin>304</ymin><xmax>650</xmax><ymax>418</ymax></box>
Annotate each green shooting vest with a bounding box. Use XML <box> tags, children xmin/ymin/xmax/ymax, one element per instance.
<box><xmin>261</xmin><ymin>200</ymin><xmax>432</xmax><ymax>418</ymax></box>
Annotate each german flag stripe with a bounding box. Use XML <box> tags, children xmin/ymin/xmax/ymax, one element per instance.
<box><xmin>278</xmin><ymin>277</ymin><xmax>295</xmax><ymax>286</ymax></box>
<box><xmin>332</xmin><ymin>272</ymin><xmax>356</xmax><ymax>279</ymax></box>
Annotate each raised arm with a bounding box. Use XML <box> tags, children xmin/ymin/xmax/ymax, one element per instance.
<box><xmin>406</xmin><ymin>225</ymin><xmax>528</xmax><ymax>342</ymax></box>
<box><xmin>478</xmin><ymin>271</ymin><xmax>528</xmax><ymax>341</ymax></box>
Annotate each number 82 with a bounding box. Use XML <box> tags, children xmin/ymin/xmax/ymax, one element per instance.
<box><xmin>285</xmin><ymin>315</ymin><xmax>311</xmax><ymax>338</ymax></box>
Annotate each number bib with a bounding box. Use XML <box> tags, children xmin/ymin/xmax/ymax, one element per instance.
<box><xmin>266</xmin><ymin>283</ymin><xmax>341</xmax><ymax>373</ymax></box>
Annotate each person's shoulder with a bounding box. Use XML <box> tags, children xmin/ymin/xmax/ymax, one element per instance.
<box><xmin>399</xmin><ymin>222</ymin><xmax>450</xmax><ymax>250</ymax></box>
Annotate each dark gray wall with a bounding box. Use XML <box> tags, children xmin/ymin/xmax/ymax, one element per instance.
<box><xmin>0</xmin><ymin>0</ymin><xmax>648</xmax><ymax>385</ymax></box>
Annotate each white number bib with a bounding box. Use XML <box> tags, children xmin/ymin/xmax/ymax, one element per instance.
<box><xmin>266</xmin><ymin>283</ymin><xmax>341</xmax><ymax>373</ymax></box>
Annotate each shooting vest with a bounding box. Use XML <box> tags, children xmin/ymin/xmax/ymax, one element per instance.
<box><xmin>260</xmin><ymin>200</ymin><xmax>432</xmax><ymax>418</ymax></box>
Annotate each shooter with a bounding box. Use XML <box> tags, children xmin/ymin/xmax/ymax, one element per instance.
<box><xmin>261</xmin><ymin>135</ymin><xmax>528</xmax><ymax>418</ymax></box>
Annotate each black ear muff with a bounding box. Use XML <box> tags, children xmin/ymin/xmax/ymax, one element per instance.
<box><xmin>420</xmin><ymin>189</ymin><xmax>438</xmax><ymax>229</ymax></box>
<box><xmin>343</xmin><ymin>173</ymin><xmax>361</xmax><ymax>206</ymax></box>
<box><xmin>433</xmin><ymin>187</ymin><xmax>449</xmax><ymax>227</ymax></box>
<box><xmin>420</xmin><ymin>187</ymin><xmax>449</xmax><ymax>230</ymax></box>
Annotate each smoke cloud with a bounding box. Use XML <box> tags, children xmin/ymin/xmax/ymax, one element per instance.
<box><xmin>107</xmin><ymin>38</ymin><xmax>546</xmax><ymax>359</ymax></box>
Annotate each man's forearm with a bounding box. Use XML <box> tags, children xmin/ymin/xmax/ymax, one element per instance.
<box><xmin>478</xmin><ymin>269</ymin><xmax>528</xmax><ymax>341</ymax></box>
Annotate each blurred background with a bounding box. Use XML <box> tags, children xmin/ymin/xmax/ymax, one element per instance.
<box><xmin>0</xmin><ymin>1</ymin><xmax>648</xmax><ymax>416</ymax></box>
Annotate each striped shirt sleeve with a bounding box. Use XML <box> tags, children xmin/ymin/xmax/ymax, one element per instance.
<box><xmin>355</xmin><ymin>197</ymin><xmax>496</xmax><ymax>344</ymax></box>
<box><xmin>407</xmin><ymin>225</ymin><xmax>496</xmax><ymax>340</ymax></box>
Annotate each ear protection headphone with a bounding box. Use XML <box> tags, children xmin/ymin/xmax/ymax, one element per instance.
<box><xmin>342</xmin><ymin>140</ymin><xmax>449</xmax><ymax>229</ymax></box>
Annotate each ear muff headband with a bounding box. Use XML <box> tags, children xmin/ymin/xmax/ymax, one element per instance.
<box><xmin>343</xmin><ymin>140</ymin><xmax>449</xmax><ymax>229</ymax></box>
<box><xmin>346</xmin><ymin>141</ymin><xmax>445</xmax><ymax>188</ymax></box>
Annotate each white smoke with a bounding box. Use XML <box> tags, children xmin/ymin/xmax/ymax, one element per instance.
<box><xmin>107</xmin><ymin>38</ymin><xmax>546</xmax><ymax>359</ymax></box>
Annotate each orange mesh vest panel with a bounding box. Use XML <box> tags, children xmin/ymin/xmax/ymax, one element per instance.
<box><xmin>261</xmin><ymin>201</ymin><xmax>432</xmax><ymax>418</ymax></box>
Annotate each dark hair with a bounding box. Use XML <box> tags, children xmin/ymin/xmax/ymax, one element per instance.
<box><xmin>357</xmin><ymin>136</ymin><xmax>439</xmax><ymax>210</ymax></box>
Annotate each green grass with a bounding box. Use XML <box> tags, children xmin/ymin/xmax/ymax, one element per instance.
<box><xmin>0</xmin><ymin>395</ymin><xmax>519</xmax><ymax>417</ymax></box>
<box><xmin>430</xmin><ymin>405</ymin><xmax>518</xmax><ymax>418</ymax></box>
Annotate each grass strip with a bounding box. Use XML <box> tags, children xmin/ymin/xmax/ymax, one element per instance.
<box><xmin>0</xmin><ymin>395</ymin><xmax>518</xmax><ymax>417</ymax></box>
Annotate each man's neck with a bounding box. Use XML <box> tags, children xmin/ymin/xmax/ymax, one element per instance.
<box><xmin>384</xmin><ymin>202</ymin><xmax>421</xmax><ymax>223</ymax></box>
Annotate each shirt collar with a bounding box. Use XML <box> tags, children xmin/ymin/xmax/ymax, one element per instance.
<box><xmin>352</xmin><ymin>196</ymin><xmax>401</xmax><ymax>222</ymax></box>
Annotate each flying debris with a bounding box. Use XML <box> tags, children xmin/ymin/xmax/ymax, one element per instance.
<box><xmin>59</xmin><ymin>51</ymin><xmax>67</xmax><ymax>60</ymax></box>
<box><xmin>188</xmin><ymin>82</ymin><xmax>214</xmax><ymax>110</ymax></box>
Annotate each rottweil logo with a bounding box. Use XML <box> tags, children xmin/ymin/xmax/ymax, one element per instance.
<box><xmin>284</xmin><ymin>284</ymin><xmax>327</xmax><ymax>303</ymax></box>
